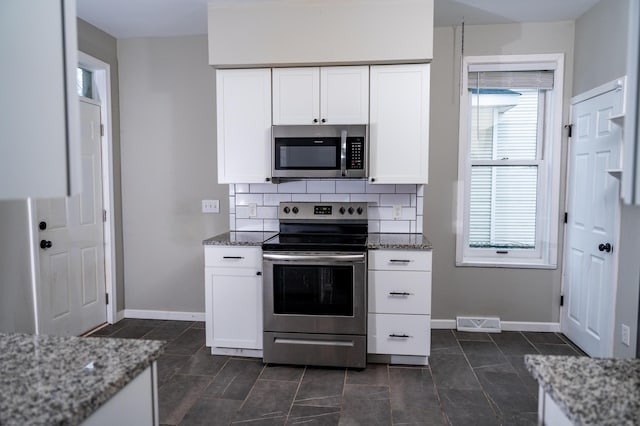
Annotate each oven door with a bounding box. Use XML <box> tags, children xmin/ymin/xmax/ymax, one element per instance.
<box><xmin>263</xmin><ymin>252</ymin><xmax>366</xmax><ymax>335</ymax></box>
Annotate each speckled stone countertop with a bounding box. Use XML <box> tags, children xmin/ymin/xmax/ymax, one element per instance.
<box><xmin>203</xmin><ymin>231</ymin><xmax>432</xmax><ymax>250</ymax></box>
<box><xmin>367</xmin><ymin>233</ymin><xmax>432</xmax><ymax>250</ymax></box>
<box><xmin>525</xmin><ymin>355</ymin><xmax>640</xmax><ymax>426</ymax></box>
<box><xmin>203</xmin><ymin>231</ymin><xmax>277</xmax><ymax>246</ymax></box>
<box><xmin>0</xmin><ymin>333</ymin><xmax>164</xmax><ymax>426</ymax></box>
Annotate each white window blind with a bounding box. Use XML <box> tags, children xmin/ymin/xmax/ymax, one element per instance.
<box><xmin>468</xmin><ymin>71</ymin><xmax>554</xmax><ymax>90</ymax></box>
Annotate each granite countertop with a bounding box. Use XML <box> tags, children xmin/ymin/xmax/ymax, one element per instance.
<box><xmin>203</xmin><ymin>231</ymin><xmax>432</xmax><ymax>250</ymax></box>
<box><xmin>203</xmin><ymin>231</ymin><xmax>277</xmax><ymax>246</ymax></box>
<box><xmin>367</xmin><ymin>233</ymin><xmax>432</xmax><ymax>250</ymax></box>
<box><xmin>0</xmin><ymin>333</ymin><xmax>164</xmax><ymax>426</ymax></box>
<box><xmin>525</xmin><ymin>354</ymin><xmax>640</xmax><ymax>426</ymax></box>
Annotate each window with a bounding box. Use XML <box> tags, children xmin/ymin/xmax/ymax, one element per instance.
<box><xmin>456</xmin><ymin>55</ymin><xmax>564</xmax><ymax>268</ymax></box>
<box><xmin>76</xmin><ymin>67</ymin><xmax>93</xmax><ymax>99</ymax></box>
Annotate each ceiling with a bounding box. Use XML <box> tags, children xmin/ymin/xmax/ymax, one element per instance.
<box><xmin>77</xmin><ymin>0</ymin><xmax>601</xmax><ymax>39</ymax></box>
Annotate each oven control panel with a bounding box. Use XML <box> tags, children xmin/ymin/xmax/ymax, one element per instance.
<box><xmin>279</xmin><ymin>202</ymin><xmax>368</xmax><ymax>220</ymax></box>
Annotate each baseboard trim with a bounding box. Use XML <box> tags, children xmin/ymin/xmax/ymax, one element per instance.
<box><xmin>431</xmin><ymin>319</ymin><xmax>560</xmax><ymax>333</ymax></box>
<box><xmin>115</xmin><ymin>310</ymin><xmax>125</xmax><ymax>323</ymax></box>
<box><xmin>124</xmin><ymin>309</ymin><xmax>205</xmax><ymax>322</ymax></box>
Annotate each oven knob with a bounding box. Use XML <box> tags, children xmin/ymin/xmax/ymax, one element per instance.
<box><xmin>283</xmin><ymin>207</ymin><xmax>290</xmax><ymax>214</ymax></box>
<box><xmin>339</xmin><ymin>207</ymin><xmax>346</xmax><ymax>214</ymax></box>
<box><xmin>357</xmin><ymin>207</ymin><xmax>363</xmax><ymax>215</ymax></box>
<box><xmin>292</xmin><ymin>207</ymin><xmax>299</xmax><ymax>214</ymax></box>
<box><xmin>348</xmin><ymin>207</ymin><xmax>354</xmax><ymax>215</ymax></box>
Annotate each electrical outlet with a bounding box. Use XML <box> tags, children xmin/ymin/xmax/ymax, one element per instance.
<box><xmin>248</xmin><ymin>203</ymin><xmax>257</xmax><ymax>218</ymax></box>
<box><xmin>202</xmin><ymin>199</ymin><xmax>219</xmax><ymax>214</ymax></box>
<box><xmin>621</xmin><ymin>324</ymin><xmax>631</xmax><ymax>346</ymax></box>
<box><xmin>392</xmin><ymin>205</ymin><xmax>403</xmax><ymax>220</ymax></box>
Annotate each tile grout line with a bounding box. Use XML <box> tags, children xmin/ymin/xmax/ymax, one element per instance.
<box><xmin>285</xmin><ymin>366</ymin><xmax>306</xmax><ymax>422</ymax></box>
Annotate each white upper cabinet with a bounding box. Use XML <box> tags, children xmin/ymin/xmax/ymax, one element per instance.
<box><xmin>1</xmin><ymin>0</ymin><xmax>80</xmax><ymax>199</ymax></box>
<box><xmin>273</xmin><ymin>66</ymin><xmax>369</xmax><ymax>125</ymax></box>
<box><xmin>216</xmin><ymin>69</ymin><xmax>272</xmax><ymax>184</ymax></box>
<box><xmin>369</xmin><ymin>64</ymin><xmax>430</xmax><ymax>184</ymax></box>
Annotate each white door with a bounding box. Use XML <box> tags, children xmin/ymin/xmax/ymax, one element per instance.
<box><xmin>36</xmin><ymin>100</ymin><xmax>107</xmax><ymax>336</ymax></box>
<box><xmin>562</xmin><ymin>86</ymin><xmax>623</xmax><ymax>357</ymax></box>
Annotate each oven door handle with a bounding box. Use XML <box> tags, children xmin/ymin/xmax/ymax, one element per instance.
<box><xmin>263</xmin><ymin>253</ymin><xmax>365</xmax><ymax>262</ymax></box>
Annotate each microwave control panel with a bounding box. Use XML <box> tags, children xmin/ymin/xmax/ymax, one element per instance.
<box><xmin>346</xmin><ymin>138</ymin><xmax>365</xmax><ymax>170</ymax></box>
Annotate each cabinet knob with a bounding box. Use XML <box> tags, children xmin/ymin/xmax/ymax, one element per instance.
<box><xmin>256</xmin><ymin>271</ymin><xmax>262</xmax><ymax>276</ymax></box>
<box><xmin>40</xmin><ymin>240</ymin><xmax>52</xmax><ymax>249</ymax></box>
<box><xmin>321</xmin><ymin>118</ymin><xmax>326</xmax><ymax>123</ymax></box>
<box><xmin>371</xmin><ymin>178</ymin><xmax>376</xmax><ymax>182</ymax></box>
<box><xmin>39</xmin><ymin>221</ymin><xmax>47</xmax><ymax>230</ymax></box>
<box><xmin>313</xmin><ymin>118</ymin><xmax>318</xmax><ymax>123</ymax></box>
<box><xmin>265</xmin><ymin>177</ymin><xmax>271</xmax><ymax>182</ymax></box>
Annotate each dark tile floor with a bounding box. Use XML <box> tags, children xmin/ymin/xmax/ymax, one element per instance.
<box><xmin>90</xmin><ymin>319</ymin><xmax>586</xmax><ymax>425</ymax></box>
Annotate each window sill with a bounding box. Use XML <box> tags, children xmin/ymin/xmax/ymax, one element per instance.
<box><xmin>456</xmin><ymin>259</ymin><xmax>558</xmax><ymax>270</ymax></box>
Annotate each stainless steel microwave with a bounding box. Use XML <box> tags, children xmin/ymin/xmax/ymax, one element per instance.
<box><xmin>272</xmin><ymin>125</ymin><xmax>368</xmax><ymax>179</ymax></box>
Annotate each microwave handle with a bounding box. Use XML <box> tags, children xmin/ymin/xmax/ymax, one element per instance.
<box><xmin>340</xmin><ymin>129</ymin><xmax>347</xmax><ymax>176</ymax></box>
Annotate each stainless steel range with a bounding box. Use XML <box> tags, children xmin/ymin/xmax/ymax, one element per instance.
<box><xmin>262</xmin><ymin>202</ymin><xmax>368</xmax><ymax>368</ymax></box>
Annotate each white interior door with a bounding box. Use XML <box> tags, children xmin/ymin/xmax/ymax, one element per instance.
<box><xmin>562</xmin><ymin>86</ymin><xmax>623</xmax><ymax>357</ymax></box>
<box><xmin>36</xmin><ymin>100</ymin><xmax>106</xmax><ymax>336</ymax></box>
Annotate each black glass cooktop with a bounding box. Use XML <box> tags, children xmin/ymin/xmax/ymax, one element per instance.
<box><xmin>262</xmin><ymin>233</ymin><xmax>367</xmax><ymax>252</ymax></box>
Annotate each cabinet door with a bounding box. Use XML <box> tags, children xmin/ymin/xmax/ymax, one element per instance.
<box><xmin>210</xmin><ymin>269</ymin><xmax>263</xmax><ymax>350</ymax></box>
<box><xmin>216</xmin><ymin>69</ymin><xmax>271</xmax><ymax>183</ymax></box>
<box><xmin>272</xmin><ymin>67</ymin><xmax>320</xmax><ymax>125</ymax></box>
<box><xmin>321</xmin><ymin>66</ymin><xmax>369</xmax><ymax>124</ymax></box>
<box><xmin>1</xmin><ymin>0</ymin><xmax>80</xmax><ymax>199</ymax></box>
<box><xmin>369</xmin><ymin>64</ymin><xmax>430</xmax><ymax>184</ymax></box>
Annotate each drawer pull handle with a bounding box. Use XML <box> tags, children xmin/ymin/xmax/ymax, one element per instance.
<box><xmin>389</xmin><ymin>292</ymin><xmax>411</xmax><ymax>296</ymax></box>
<box><xmin>389</xmin><ymin>259</ymin><xmax>411</xmax><ymax>263</ymax></box>
<box><xmin>389</xmin><ymin>333</ymin><xmax>410</xmax><ymax>338</ymax></box>
<box><xmin>223</xmin><ymin>256</ymin><xmax>244</xmax><ymax>259</ymax></box>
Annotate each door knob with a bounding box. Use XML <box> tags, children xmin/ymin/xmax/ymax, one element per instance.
<box><xmin>598</xmin><ymin>243</ymin><xmax>612</xmax><ymax>252</ymax></box>
<box><xmin>39</xmin><ymin>221</ymin><xmax>47</xmax><ymax>230</ymax></box>
<box><xmin>40</xmin><ymin>240</ymin><xmax>52</xmax><ymax>249</ymax></box>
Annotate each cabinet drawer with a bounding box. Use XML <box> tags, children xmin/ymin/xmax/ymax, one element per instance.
<box><xmin>368</xmin><ymin>271</ymin><xmax>431</xmax><ymax>314</ymax></box>
<box><xmin>369</xmin><ymin>250</ymin><xmax>431</xmax><ymax>271</ymax></box>
<box><xmin>367</xmin><ymin>314</ymin><xmax>430</xmax><ymax>356</ymax></box>
<box><xmin>205</xmin><ymin>246</ymin><xmax>262</xmax><ymax>268</ymax></box>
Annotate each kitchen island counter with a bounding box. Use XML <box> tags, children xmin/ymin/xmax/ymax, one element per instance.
<box><xmin>525</xmin><ymin>354</ymin><xmax>640</xmax><ymax>426</ymax></box>
<box><xmin>0</xmin><ymin>333</ymin><xmax>164</xmax><ymax>426</ymax></box>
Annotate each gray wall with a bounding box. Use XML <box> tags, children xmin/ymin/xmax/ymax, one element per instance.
<box><xmin>426</xmin><ymin>21</ymin><xmax>575</xmax><ymax>323</ymax></box>
<box><xmin>118</xmin><ymin>36</ymin><xmax>229</xmax><ymax>313</ymax></box>
<box><xmin>575</xmin><ymin>0</ymin><xmax>640</xmax><ymax>357</ymax></box>
<box><xmin>77</xmin><ymin>19</ymin><xmax>125</xmax><ymax>312</ymax></box>
<box><xmin>0</xmin><ymin>200</ymin><xmax>35</xmax><ymax>333</ymax></box>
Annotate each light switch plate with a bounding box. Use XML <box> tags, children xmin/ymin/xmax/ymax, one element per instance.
<box><xmin>248</xmin><ymin>203</ymin><xmax>257</xmax><ymax>217</ymax></box>
<box><xmin>392</xmin><ymin>205</ymin><xmax>403</xmax><ymax>220</ymax></box>
<box><xmin>202</xmin><ymin>199</ymin><xmax>219</xmax><ymax>213</ymax></box>
<box><xmin>622</xmin><ymin>324</ymin><xmax>631</xmax><ymax>346</ymax></box>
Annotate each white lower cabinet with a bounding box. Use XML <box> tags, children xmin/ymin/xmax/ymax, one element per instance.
<box><xmin>367</xmin><ymin>249</ymin><xmax>432</xmax><ymax>363</ymax></box>
<box><xmin>205</xmin><ymin>246</ymin><xmax>263</xmax><ymax>357</ymax></box>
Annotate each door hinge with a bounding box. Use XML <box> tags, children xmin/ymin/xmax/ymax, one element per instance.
<box><xmin>103</xmin><ymin>209</ymin><xmax>107</xmax><ymax>223</ymax></box>
<box><xmin>105</xmin><ymin>293</ymin><xmax>109</xmax><ymax>305</ymax></box>
<box><xmin>560</xmin><ymin>295</ymin><xmax>564</xmax><ymax>307</ymax></box>
<box><xmin>564</xmin><ymin>212</ymin><xmax>568</xmax><ymax>223</ymax></box>
<box><xmin>100</xmin><ymin>124</ymin><xmax>104</xmax><ymax>137</ymax></box>
<box><xmin>564</xmin><ymin>124</ymin><xmax>573</xmax><ymax>138</ymax></box>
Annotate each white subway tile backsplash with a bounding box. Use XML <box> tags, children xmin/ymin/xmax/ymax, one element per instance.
<box><xmin>228</xmin><ymin>178</ymin><xmax>423</xmax><ymax>234</ymax></box>
<box><xmin>320</xmin><ymin>193</ymin><xmax>351</xmax><ymax>202</ymax></box>
<box><xmin>292</xmin><ymin>193</ymin><xmax>321</xmax><ymax>202</ymax></box>
<box><xmin>264</xmin><ymin>219</ymin><xmax>279</xmax><ymax>232</ymax></box>
<box><xmin>250</xmin><ymin>183</ymin><xmax>278</xmax><ymax>193</ymax></box>
<box><xmin>257</xmin><ymin>206</ymin><xmax>278</xmax><ymax>219</ymax></box>
<box><xmin>350</xmin><ymin>193</ymin><xmax>380</xmax><ymax>204</ymax></box>
<box><xmin>278</xmin><ymin>181</ymin><xmax>307</xmax><ymax>193</ymax></box>
<box><xmin>307</xmin><ymin>180</ymin><xmax>336</xmax><ymax>193</ymax></box>
<box><xmin>336</xmin><ymin>180</ymin><xmax>366</xmax><ymax>193</ymax></box>
<box><xmin>380</xmin><ymin>193</ymin><xmax>411</xmax><ymax>206</ymax></box>
<box><xmin>236</xmin><ymin>218</ymin><xmax>264</xmax><ymax>231</ymax></box>
<box><xmin>365</xmin><ymin>182</ymin><xmax>395</xmax><ymax>193</ymax></box>
<box><xmin>235</xmin><ymin>184</ymin><xmax>250</xmax><ymax>193</ymax></box>
<box><xmin>236</xmin><ymin>193</ymin><xmax>263</xmax><ymax>205</ymax></box>
<box><xmin>380</xmin><ymin>220</ymin><xmax>411</xmax><ymax>233</ymax></box>
<box><xmin>264</xmin><ymin>193</ymin><xmax>292</xmax><ymax>206</ymax></box>
<box><xmin>395</xmin><ymin>184</ymin><xmax>417</xmax><ymax>193</ymax></box>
